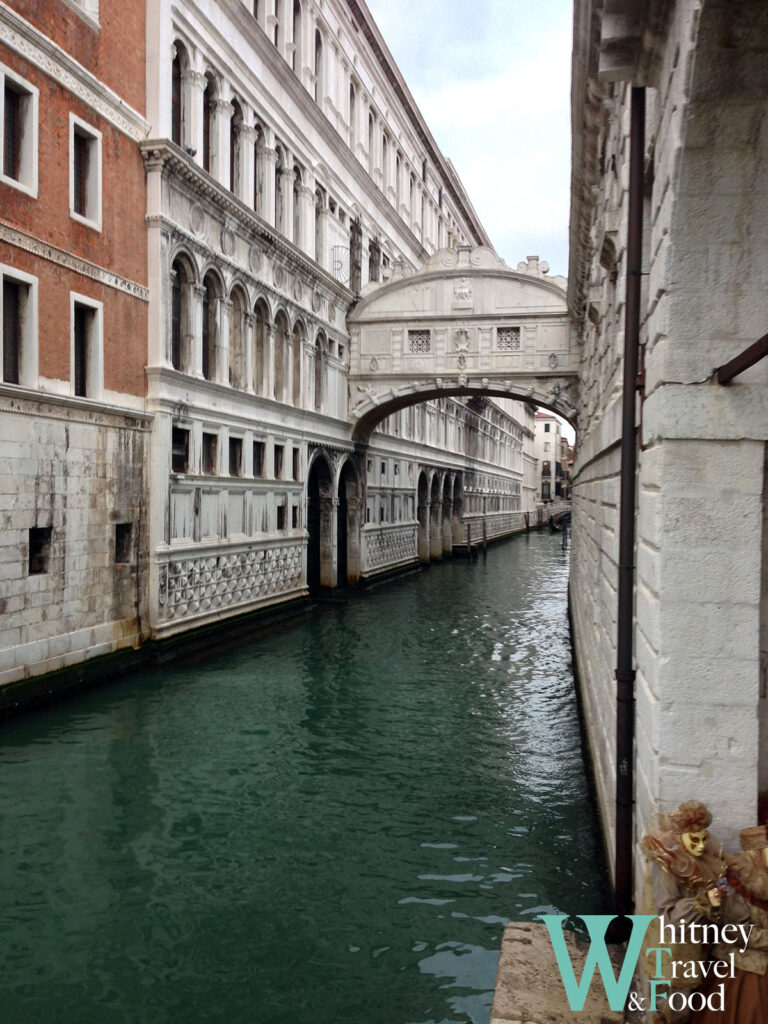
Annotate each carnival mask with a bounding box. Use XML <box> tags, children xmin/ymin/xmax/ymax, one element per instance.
<box><xmin>681</xmin><ymin>830</ymin><xmax>708</xmax><ymax>857</ymax></box>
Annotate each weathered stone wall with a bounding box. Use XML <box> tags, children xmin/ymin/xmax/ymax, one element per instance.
<box><xmin>570</xmin><ymin>0</ymin><xmax>768</xmax><ymax>885</ymax></box>
<box><xmin>0</xmin><ymin>393</ymin><xmax>149</xmax><ymax>687</ymax></box>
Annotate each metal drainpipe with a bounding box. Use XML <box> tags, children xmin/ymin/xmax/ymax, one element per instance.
<box><xmin>613</xmin><ymin>85</ymin><xmax>645</xmax><ymax>931</ymax></box>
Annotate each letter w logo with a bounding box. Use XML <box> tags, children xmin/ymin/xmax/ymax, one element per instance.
<box><xmin>539</xmin><ymin>915</ymin><xmax>655</xmax><ymax>1012</ymax></box>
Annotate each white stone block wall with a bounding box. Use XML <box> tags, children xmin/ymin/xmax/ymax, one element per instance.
<box><xmin>0</xmin><ymin>392</ymin><xmax>149</xmax><ymax>688</ymax></box>
<box><xmin>570</xmin><ymin>0</ymin><xmax>768</xmax><ymax>891</ymax></box>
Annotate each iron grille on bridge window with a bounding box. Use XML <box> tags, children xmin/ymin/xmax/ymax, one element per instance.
<box><xmin>497</xmin><ymin>326</ymin><xmax>521</xmax><ymax>351</ymax></box>
<box><xmin>408</xmin><ymin>330</ymin><xmax>431</xmax><ymax>353</ymax></box>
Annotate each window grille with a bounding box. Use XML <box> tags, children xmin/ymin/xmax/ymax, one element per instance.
<box><xmin>497</xmin><ymin>326</ymin><xmax>521</xmax><ymax>351</ymax></box>
<box><xmin>408</xmin><ymin>330</ymin><xmax>431</xmax><ymax>353</ymax></box>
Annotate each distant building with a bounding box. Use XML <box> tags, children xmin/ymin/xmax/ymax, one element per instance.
<box><xmin>533</xmin><ymin>412</ymin><xmax>562</xmax><ymax>502</ymax></box>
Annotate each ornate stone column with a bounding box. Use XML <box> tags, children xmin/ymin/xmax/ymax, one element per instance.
<box><xmin>213</xmin><ymin>96</ymin><xmax>233</xmax><ymax>188</ymax></box>
<box><xmin>215</xmin><ymin>296</ymin><xmax>230</xmax><ymax>385</ymax></box>
<box><xmin>430</xmin><ymin>498</ymin><xmax>443</xmax><ymax>559</ymax></box>
<box><xmin>240</xmin><ymin>120</ymin><xmax>257</xmax><ymax>208</ymax></box>
<box><xmin>262</xmin><ymin>146</ymin><xmax>278</xmax><ymax>228</ymax></box>
<box><xmin>185</xmin><ymin>69</ymin><xmax>207</xmax><ymax>166</ymax></box>
<box><xmin>280</xmin><ymin>163</ymin><xmax>295</xmax><ymax>240</ymax></box>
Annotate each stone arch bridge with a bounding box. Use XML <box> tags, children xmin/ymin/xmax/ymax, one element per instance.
<box><xmin>347</xmin><ymin>248</ymin><xmax>578</xmax><ymax>440</ymax></box>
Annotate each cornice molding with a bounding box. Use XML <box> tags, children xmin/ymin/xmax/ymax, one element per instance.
<box><xmin>0</xmin><ymin>2</ymin><xmax>149</xmax><ymax>142</ymax></box>
<box><xmin>0</xmin><ymin>221</ymin><xmax>149</xmax><ymax>301</ymax></box>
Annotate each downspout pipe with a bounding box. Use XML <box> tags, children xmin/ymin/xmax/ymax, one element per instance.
<box><xmin>613</xmin><ymin>86</ymin><xmax>645</xmax><ymax>931</ymax></box>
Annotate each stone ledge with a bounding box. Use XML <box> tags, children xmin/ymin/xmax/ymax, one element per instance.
<box><xmin>491</xmin><ymin>921</ymin><xmax>624</xmax><ymax>1024</ymax></box>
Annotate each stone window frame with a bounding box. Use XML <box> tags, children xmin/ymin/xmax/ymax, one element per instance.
<box><xmin>1</xmin><ymin>62</ymin><xmax>38</xmax><ymax>198</ymax></box>
<box><xmin>69</xmin><ymin>291</ymin><xmax>104</xmax><ymax>400</ymax></box>
<box><xmin>69</xmin><ymin>112</ymin><xmax>102</xmax><ymax>232</ymax></box>
<box><xmin>1</xmin><ymin>262</ymin><xmax>39</xmax><ymax>389</ymax></box>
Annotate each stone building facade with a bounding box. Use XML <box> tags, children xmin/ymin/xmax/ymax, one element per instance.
<box><xmin>569</xmin><ymin>0</ymin><xmax>768</xmax><ymax>889</ymax></box>
<box><xmin>0</xmin><ymin>0</ymin><xmax>150</xmax><ymax>690</ymax></box>
<box><xmin>0</xmin><ymin>0</ymin><xmax>551</xmax><ymax>692</ymax></box>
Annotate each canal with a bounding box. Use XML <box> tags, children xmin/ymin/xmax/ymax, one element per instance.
<box><xmin>0</xmin><ymin>531</ymin><xmax>609</xmax><ymax>1024</ymax></box>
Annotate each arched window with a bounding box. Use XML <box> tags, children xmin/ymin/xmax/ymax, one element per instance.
<box><xmin>230</xmin><ymin>99</ymin><xmax>243</xmax><ymax>195</ymax></box>
<box><xmin>202</xmin><ymin>272</ymin><xmax>218</xmax><ymax>380</ymax></box>
<box><xmin>349</xmin><ymin>83</ymin><xmax>356</xmax><ymax>150</ymax></box>
<box><xmin>253</xmin><ymin>299</ymin><xmax>268</xmax><ymax>395</ymax></box>
<box><xmin>275</xmin><ymin>145</ymin><xmax>285</xmax><ymax>232</ymax></box>
<box><xmin>382</xmin><ymin>134</ymin><xmax>388</xmax><ymax>192</ymax></box>
<box><xmin>171</xmin><ymin>51</ymin><xmax>182</xmax><ymax>145</ymax></box>
<box><xmin>314</xmin><ymin>333</ymin><xmax>325</xmax><ymax>411</ymax></box>
<box><xmin>314</xmin><ymin>186</ymin><xmax>325</xmax><ymax>265</ymax></box>
<box><xmin>273</xmin><ymin>0</ymin><xmax>279</xmax><ymax>46</ymax></box>
<box><xmin>409</xmin><ymin>173</ymin><xmax>415</xmax><ymax>220</ymax></box>
<box><xmin>293</xmin><ymin>164</ymin><xmax>302</xmax><ymax>245</ymax></box>
<box><xmin>368</xmin><ymin>111</ymin><xmax>374</xmax><ymax>174</ymax></box>
<box><xmin>273</xmin><ymin>310</ymin><xmax>290</xmax><ymax>402</ymax></box>
<box><xmin>314</xmin><ymin>29</ymin><xmax>323</xmax><ymax>103</ymax></box>
<box><xmin>292</xmin><ymin>0</ymin><xmax>302</xmax><ymax>72</ymax></box>
<box><xmin>396</xmin><ymin>153</ymin><xmax>402</xmax><ymax>207</ymax></box>
<box><xmin>202</xmin><ymin>75</ymin><xmax>215</xmax><ymax>173</ymax></box>
<box><xmin>170</xmin><ymin>258</ymin><xmax>189</xmax><ymax>370</ymax></box>
<box><xmin>253</xmin><ymin>122</ymin><xmax>264</xmax><ymax>215</ymax></box>
<box><xmin>229</xmin><ymin>287</ymin><xmax>247</xmax><ymax>389</ymax></box>
<box><xmin>292</xmin><ymin>320</ymin><xmax>304</xmax><ymax>406</ymax></box>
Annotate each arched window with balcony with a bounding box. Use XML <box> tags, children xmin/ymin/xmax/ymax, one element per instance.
<box><xmin>314</xmin><ymin>29</ymin><xmax>323</xmax><ymax>103</ymax></box>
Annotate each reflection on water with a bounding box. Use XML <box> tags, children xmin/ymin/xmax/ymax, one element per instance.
<box><xmin>0</xmin><ymin>531</ymin><xmax>609</xmax><ymax>1024</ymax></box>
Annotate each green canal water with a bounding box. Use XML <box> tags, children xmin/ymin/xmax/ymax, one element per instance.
<box><xmin>0</xmin><ymin>531</ymin><xmax>609</xmax><ymax>1024</ymax></box>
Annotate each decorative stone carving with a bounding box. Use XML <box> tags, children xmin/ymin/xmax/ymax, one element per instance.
<box><xmin>248</xmin><ymin>244</ymin><xmax>262</xmax><ymax>273</ymax></box>
<box><xmin>365</xmin><ymin>526</ymin><xmax>418</xmax><ymax>570</ymax></box>
<box><xmin>189</xmin><ymin>203</ymin><xmax>205</xmax><ymax>238</ymax></box>
<box><xmin>293</xmin><ymin>277</ymin><xmax>304</xmax><ymax>302</ymax></box>
<box><xmin>549</xmin><ymin>352</ymin><xmax>559</xmax><ymax>368</ymax></box>
<box><xmin>312</xmin><ymin>288</ymin><xmax>324</xmax><ymax>314</ymax></box>
<box><xmin>274</xmin><ymin>265</ymin><xmax>285</xmax><ymax>289</ymax></box>
<box><xmin>454</xmin><ymin>328</ymin><xmax>470</xmax><ymax>352</ymax></box>
<box><xmin>453</xmin><ymin>276</ymin><xmax>472</xmax><ymax>304</ymax></box>
<box><xmin>161</xmin><ymin>545</ymin><xmax>303</xmax><ymax>621</ymax></box>
<box><xmin>370</xmin><ymin>357</ymin><xmax>379</xmax><ymax>372</ymax></box>
<box><xmin>220</xmin><ymin>223</ymin><xmax>236</xmax><ymax>257</ymax></box>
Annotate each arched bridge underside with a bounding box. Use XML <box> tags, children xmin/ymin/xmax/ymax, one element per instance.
<box><xmin>348</xmin><ymin>248</ymin><xmax>579</xmax><ymax>440</ymax></box>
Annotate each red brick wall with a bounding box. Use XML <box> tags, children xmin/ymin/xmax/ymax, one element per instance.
<box><xmin>6</xmin><ymin>0</ymin><xmax>146</xmax><ymax>115</ymax></box>
<box><xmin>0</xmin><ymin>242</ymin><xmax>147</xmax><ymax>396</ymax></box>
<box><xmin>1</xmin><ymin>0</ymin><xmax>148</xmax><ymax>398</ymax></box>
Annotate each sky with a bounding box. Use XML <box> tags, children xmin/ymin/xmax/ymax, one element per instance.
<box><xmin>364</xmin><ymin>0</ymin><xmax>573</xmax><ymax>279</ymax></box>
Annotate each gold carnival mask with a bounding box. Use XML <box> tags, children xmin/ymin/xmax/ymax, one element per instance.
<box><xmin>681</xmin><ymin>830</ymin><xmax>708</xmax><ymax>857</ymax></box>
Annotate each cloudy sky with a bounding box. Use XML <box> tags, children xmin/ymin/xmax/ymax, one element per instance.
<box><xmin>364</xmin><ymin>0</ymin><xmax>573</xmax><ymax>278</ymax></box>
